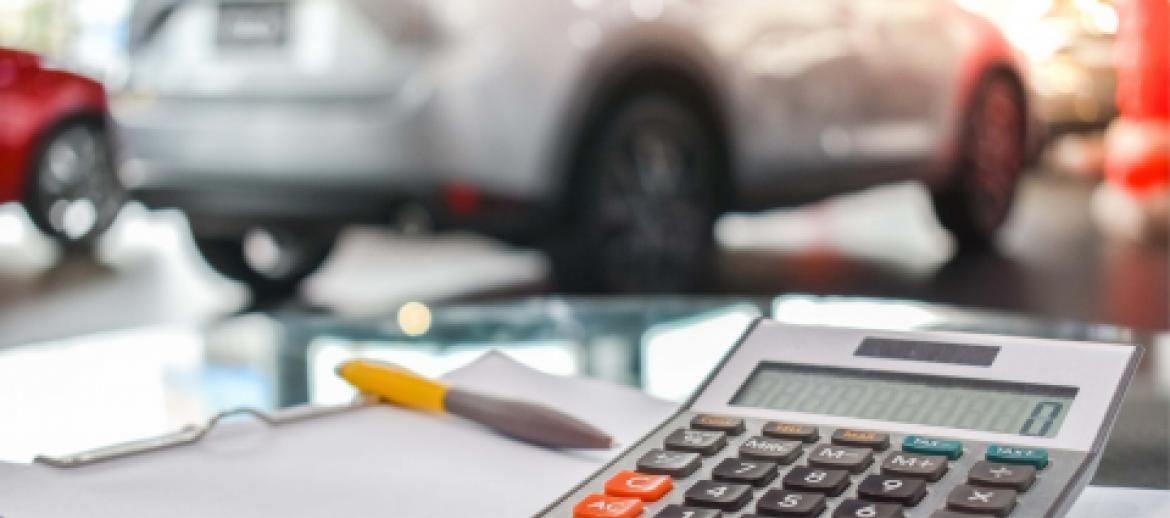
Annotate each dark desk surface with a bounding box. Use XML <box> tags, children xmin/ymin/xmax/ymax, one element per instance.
<box><xmin>0</xmin><ymin>295</ymin><xmax>1164</xmax><ymax>487</ymax></box>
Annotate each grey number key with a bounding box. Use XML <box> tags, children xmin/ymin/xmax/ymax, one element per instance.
<box><xmin>946</xmin><ymin>484</ymin><xmax>1017</xmax><ymax>517</ymax></box>
<box><xmin>783</xmin><ymin>466</ymin><xmax>850</xmax><ymax>496</ymax></box>
<box><xmin>654</xmin><ymin>504</ymin><xmax>722</xmax><ymax>518</ymax></box>
<box><xmin>739</xmin><ymin>436</ymin><xmax>803</xmax><ymax>464</ymax></box>
<box><xmin>857</xmin><ymin>475</ymin><xmax>927</xmax><ymax>506</ymax></box>
<box><xmin>665</xmin><ymin>428</ymin><xmax>728</xmax><ymax>456</ymax></box>
<box><xmin>832</xmin><ymin>499</ymin><xmax>904</xmax><ymax>518</ymax></box>
<box><xmin>930</xmin><ymin>511</ymin><xmax>996</xmax><ymax>518</ymax></box>
<box><xmin>756</xmin><ymin>489</ymin><xmax>826</xmax><ymax>517</ymax></box>
<box><xmin>637</xmin><ymin>449</ymin><xmax>702</xmax><ymax>477</ymax></box>
<box><xmin>881</xmin><ymin>452</ymin><xmax>949</xmax><ymax>482</ymax></box>
<box><xmin>968</xmin><ymin>461</ymin><xmax>1037</xmax><ymax>491</ymax></box>
<box><xmin>684</xmin><ymin>480</ymin><xmax>752</xmax><ymax>511</ymax></box>
<box><xmin>808</xmin><ymin>444</ymin><xmax>873</xmax><ymax>474</ymax></box>
<box><xmin>712</xmin><ymin>458</ymin><xmax>778</xmax><ymax>487</ymax></box>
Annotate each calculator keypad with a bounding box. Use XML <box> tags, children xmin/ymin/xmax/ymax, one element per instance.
<box><xmin>564</xmin><ymin>414</ymin><xmax>1071</xmax><ymax>518</ymax></box>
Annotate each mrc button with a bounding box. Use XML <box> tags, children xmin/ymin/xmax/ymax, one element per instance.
<box><xmin>881</xmin><ymin>452</ymin><xmax>949</xmax><ymax>482</ymax></box>
<box><xmin>739</xmin><ymin>436</ymin><xmax>803</xmax><ymax>463</ymax></box>
<box><xmin>690</xmin><ymin>414</ymin><xmax>746</xmax><ymax>435</ymax></box>
<box><xmin>986</xmin><ymin>444</ymin><xmax>1049</xmax><ymax>469</ymax></box>
<box><xmin>763</xmin><ymin>421</ymin><xmax>820</xmax><ymax>443</ymax></box>
<box><xmin>831</xmin><ymin>429</ymin><xmax>890</xmax><ymax>451</ymax></box>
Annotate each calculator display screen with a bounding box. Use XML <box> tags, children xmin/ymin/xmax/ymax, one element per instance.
<box><xmin>729</xmin><ymin>362</ymin><xmax>1078</xmax><ymax>438</ymax></box>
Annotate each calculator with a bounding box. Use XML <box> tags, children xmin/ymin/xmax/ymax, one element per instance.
<box><xmin>537</xmin><ymin>320</ymin><xmax>1140</xmax><ymax>518</ymax></box>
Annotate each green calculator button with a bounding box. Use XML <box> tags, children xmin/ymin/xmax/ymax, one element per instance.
<box><xmin>902</xmin><ymin>436</ymin><xmax>963</xmax><ymax>460</ymax></box>
<box><xmin>986</xmin><ymin>444</ymin><xmax>1049</xmax><ymax>469</ymax></box>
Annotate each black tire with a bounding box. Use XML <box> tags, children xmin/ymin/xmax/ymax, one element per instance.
<box><xmin>930</xmin><ymin>73</ymin><xmax>1026</xmax><ymax>249</ymax></box>
<box><xmin>549</xmin><ymin>93</ymin><xmax>723</xmax><ymax>293</ymax></box>
<box><xmin>24</xmin><ymin>120</ymin><xmax>124</xmax><ymax>245</ymax></box>
<box><xmin>192</xmin><ymin>225</ymin><xmax>338</xmax><ymax>300</ymax></box>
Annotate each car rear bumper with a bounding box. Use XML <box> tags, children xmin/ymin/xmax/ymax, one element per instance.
<box><xmin>114</xmin><ymin>97</ymin><xmax>436</xmax><ymax>220</ymax></box>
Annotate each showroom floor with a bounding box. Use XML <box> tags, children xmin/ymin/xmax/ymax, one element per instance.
<box><xmin>0</xmin><ymin>172</ymin><xmax>1165</xmax><ymax>348</ymax></box>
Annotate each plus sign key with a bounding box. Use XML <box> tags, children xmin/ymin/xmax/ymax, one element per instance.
<box><xmin>880</xmin><ymin>452</ymin><xmax>948</xmax><ymax>482</ymax></box>
<box><xmin>946</xmin><ymin>484</ymin><xmax>1017</xmax><ymax>517</ymax></box>
<box><xmin>968</xmin><ymin>461</ymin><xmax>1037</xmax><ymax>491</ymax></box>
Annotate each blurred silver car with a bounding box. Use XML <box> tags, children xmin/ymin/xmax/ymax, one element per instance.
<box><xmin>116</xmin><ymin>0</ymin><xmax>1033</xmax><ymax>295</ymax></box>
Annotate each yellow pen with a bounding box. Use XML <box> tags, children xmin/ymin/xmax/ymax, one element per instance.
<box><xmin>336</xmin><ymin>359</ymin><xmax>614</xmax><ymax>449</ymax></box>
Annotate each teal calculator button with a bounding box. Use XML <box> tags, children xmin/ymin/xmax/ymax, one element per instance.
<box><xmin>902</xmin><ymin>436</ymin><xmax>963</xmax><ymax>460</ymax></box>
<box><xmin>986</xmin><ymin>444</ymin><xmax>1049</xmax><ymax>469</ymax></box>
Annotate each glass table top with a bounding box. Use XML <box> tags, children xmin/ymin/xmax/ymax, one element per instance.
<box><xmin>0</xmin><ymin>294</ymin><xmax>1164</xmax><ymax>488</ymax></box>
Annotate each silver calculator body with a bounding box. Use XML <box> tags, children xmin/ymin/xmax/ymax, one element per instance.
<box><xmin>538</xmin><ymin>320</ymin><xmax>1141</xmax><ymax>518</ymax></box>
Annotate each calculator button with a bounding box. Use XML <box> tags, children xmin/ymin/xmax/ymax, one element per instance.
<box><xmin>665</xmin><ymin>429</ymin><xmax>728</xmax><ymax>456</ymax></box>
<box><xmin>880</xmin><ymin>452</ymin><xmax>949</xmax><ymax>482</ymax></box>
<box><xmin>808</xmin><ymin>444</ymin><xmax>874</xmax><ymax>474</ymax></box>
<box><xmin>573</xmin><ymin>493</ymin><xmax>644</xmax><ymax>518</ymax></box>
<box><xmin>764</xmin><ymin>422</ymin><xmax>820</xmax><ymax>443</ymax></box>
<box><xmin>712</xmin><ymin>458</ymin><xmax>778</xmax><ymax>487</ymax></box>
<box><xmin>857</xmin><ymin>475</ymin><xmax>927</xmax><ymax>506</ymax></box>
<box><xmin>945</xmin><ymin>484</ymin><xmax>1017</xmax><ymax>517</ymax></box>
<box><xmin>783</xmin><ymin>467</ymin><xmax>851</xmax><ymax>496</ymax></box>
<box><xmin>967</xmin><ymin>461</ymin><xmax>1037</xmax><ymax>491</ymax></box>
<box><xmin>929</xmin><ymin>512</ymin><xmax>995</xmax><ymax>518</ymax></box>
<box><xmin>985</xmin><ymin>444</ymin><xmax>1049</xmax><ymax>469</ymax></box>
<box><xmin>832</xmin><ymin>429</ymin><xmax>890</xmax><ymax>451</ymax></box>
<box><xmin>684</xmin><ymin>480</ymin><xmax>753</xmax><ymax>511</ymax></box>
<box><xmin>756</xmin><ymin>489</ymin><xmax>827</xmax><ymax>517</ymax></box>
<box><xmin>832</xmin><ymin>500</ymin><xmax>905</xmax><ymax>518</ymax></box>
<box><xmin>604</xmin><ymin>470</ymin><xmax>673</xmax><ymax>501</ymax></box>
<box><xmin>902</xmin><ymin>436</ymin><xmax>963</xmax><ymax>460</ymax></box>
<box><xmin>691</xmin><ymin>414</ymin><xmax>746</xmax><ymax>436</ymax></box>
<box><xmin>654</xmin><ymin>504</ymin><xmax>722</xmax><ymax>518</ymax></box>
<box><xmin>637</xmin><ymin>449</ymin><xmax>702</xmax><ymax>478</ymax></box>
<box><xmin>739</xmin><ymin>436</ymin><xmax>803</xmax><ymax>464</ymax></box>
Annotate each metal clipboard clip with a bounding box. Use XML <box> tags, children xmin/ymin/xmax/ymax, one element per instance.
<box><xmin>34</xmin><ymin>397</ymin><xmax>375</xmax><ymax>468</ymax></box>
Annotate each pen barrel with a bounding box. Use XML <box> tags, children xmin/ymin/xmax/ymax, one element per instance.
<box><xmin>444</xmin><ymin>388</ymin><xmax>613</xmax><ymax>449</ymax></box>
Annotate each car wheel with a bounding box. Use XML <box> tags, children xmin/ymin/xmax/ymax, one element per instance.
<box><xmin>192</xmin><ymin>225</ymin><xmax>338</xmax><ymax>301</ymax></box>
<box><xmin>24</xmin><ymin>121</ymin><xmax>124</xmax><ymax>245</ymax></box>
<box><xmin>930</xmin><ymin>73</ymin><xmax>1026</xmax><ymax>249</ymax></box>
<box><xmin>551</xmin><ymin>93</ymin><xmax>722</xmax><ymax>293</ymax></box>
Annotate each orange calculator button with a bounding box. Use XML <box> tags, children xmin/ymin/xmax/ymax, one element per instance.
<box><xmin>604</xmin><ymin>470</ymin><xmax>673</xmax><ymax>501</ymax></box>
<box><xmin>572</xmin><ymin>493</ymin><xmax>644</xmax><ymax>518</ymax></box>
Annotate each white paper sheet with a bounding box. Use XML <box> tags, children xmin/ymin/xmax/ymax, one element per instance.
<box><xmin>0</xmin><ymin>350</ymin><xmax>1165</xmax><ymax>517</ymax></box>
<box><xmin>0</xmin><ymin>351</ymin><xmax>675</xmax><ymax>517</ymax></box>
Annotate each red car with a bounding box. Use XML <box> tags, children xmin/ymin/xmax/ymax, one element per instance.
<box><xmin>0</xmin><ymin>48</ymin><xmax>122</xmax><ymax>243</ymax></box>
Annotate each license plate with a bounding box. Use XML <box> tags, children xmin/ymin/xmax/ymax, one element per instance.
<box><xmin>216</xmin><ymin>2</ymin><xmax>289</xmax><ymax>48</ymax></box>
